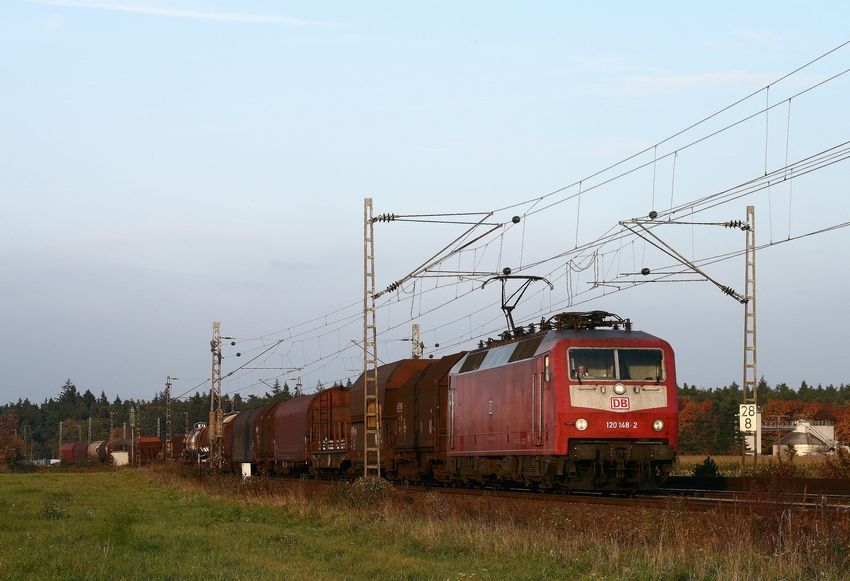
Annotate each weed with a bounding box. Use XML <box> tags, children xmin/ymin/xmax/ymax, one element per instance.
<box><xmin>820</xmin><ymin>448</ymin><xmax>850</xmax><ymax>478</ymax></box>
<box><xmin>40</xmin><ymin>492</ymin><xmax>67</xmax><ymax>520</ymax></box>
<box><xmin>327</xmin><ymin>476</ymin><xmax>392</xmax><ymax>510</ymax></box>
<box><xmin>349</xmin><ymin>476</ymin><xmax>391</xmax><ymax>509</ymax></box>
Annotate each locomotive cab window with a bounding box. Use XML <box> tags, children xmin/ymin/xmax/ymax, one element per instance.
<box><xmin>569</xmin><ymin>348</ymin><xmax>664</xmax><ymax>381</ymax></box>
<box><xmin>618</xmin><ymin>349</ymin><xmax>664</xmax><ymax>382</ymax></box>
<box><xmin>569</xmin><ymin>349</ymin><xmax>615</xmax><ymax>379</ymax></box>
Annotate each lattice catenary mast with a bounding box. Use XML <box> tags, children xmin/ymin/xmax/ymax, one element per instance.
<box><xmin>742</xmin><ymin>206</ymin><xmax>759</xmax><ymax>470</ymax></box>
<box><xmin>165</xmin><ymin>376</ymin><xmax>177</xmax><ymax>460</ymax></box>
<box><xmin>363</xmin><ymin>198</ymin><xmax>380</xmax><ymax>477</ymax></box>
<box><xmin>411</xmin><ymin>324</ymin><xmax>422</xmax><ymax>359</ymax></box>
<box><xmin>209</xmin><ymin>322</ymin><xmax>223</xmax><ymax>469</ymax></box>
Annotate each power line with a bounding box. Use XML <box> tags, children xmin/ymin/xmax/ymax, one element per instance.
<box><xmin>491</xmin><ymin>39</ymin><xmax>850</xmax><ymax>216</ymax></box>
<box><xmin>189</xmin><ymin>40</ymin><xmax>850</xmax><ymax>398</ymax></box>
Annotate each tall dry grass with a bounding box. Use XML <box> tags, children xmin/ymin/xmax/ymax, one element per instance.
<box><xmin>148</xmin><ymin>462</ymin><xmax>850</xmax><ymax>580</ymax></box>
<box><xmin>675</xmin><ymin>452</ymin><xmax>850</xmax><ymax>478</ymax></box>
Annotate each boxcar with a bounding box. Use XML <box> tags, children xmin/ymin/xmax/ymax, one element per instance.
<box><xmin>59</xmin><ymin>443</ymin><xmax>88</xmax><ymax>464</ymax></box>
<box><xmin>273</xmin><ymin>386</ymin><xmax>351</xmax><ymax>477</ymax></box>
<box><xmin>348</xmin><ymin>359</ymin><xmax>431</xmax><ymax>478</ymax></box>
<box><xmin>254</xmin><ymin>401</ymin><xmax>284</xmax><ymax>474</ymax></box>
<box><xmin>392</xmin><ymin>352</ymin><xmax>466</xmax><ymax>483</ymax></box>
<box><xmin>109</xmin><ymin>437</ymin><xmax>163</xmax><ymax>462</ymax></box>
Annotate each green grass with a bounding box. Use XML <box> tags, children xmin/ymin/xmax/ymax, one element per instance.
<box><xmin>1</xmin><ymin>465</ymin><xmax>848</xmax><ymax>580</ymax></box>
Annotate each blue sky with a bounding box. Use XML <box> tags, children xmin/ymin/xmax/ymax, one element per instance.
<box><xmin>2</xmin><ymin>1</ymin><xmax>849</xmax><ymax>404</ymax></box>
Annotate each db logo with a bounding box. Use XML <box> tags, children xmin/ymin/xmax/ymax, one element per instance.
<box><xmin>611</xmin><ymin>397</ymin><xmax>630</xmax><ymax>410</ymax></box>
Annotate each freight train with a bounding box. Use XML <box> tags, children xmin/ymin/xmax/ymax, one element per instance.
<box><xmin>59</xmin><ymin>437</ymin><xmax>163</xmax><ymax>465</ymax></box>
<box><xmin>177</xmin><ymin>311</ymin><xmax>679</xmax><ymax>492</ymax></box>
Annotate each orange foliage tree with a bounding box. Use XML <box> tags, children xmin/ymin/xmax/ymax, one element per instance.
<box><xmin>0</xmin><ymin>414</ymin><xmax>24</xmax><ymax>466</ymax></box>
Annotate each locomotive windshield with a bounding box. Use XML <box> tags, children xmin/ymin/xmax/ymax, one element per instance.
<box><xmin>569</xmin><ymin>348</ymin><xmax>664</xmax><ymax>382</ymax></box>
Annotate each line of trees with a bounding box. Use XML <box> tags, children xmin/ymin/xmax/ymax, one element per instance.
<box><xmin>0</xmin><ymin>378</ymin><xmax>347</xmax><ymax>462</ymax></box>
<box><xmin>2</xmin><ymin>377</ymin><xmax>849</xmax><ymax>463</ymax></box>
<box><xmin>678</xmin><ymin>379</ymin><xmax>850</xmax><ymax>455</ymax></box>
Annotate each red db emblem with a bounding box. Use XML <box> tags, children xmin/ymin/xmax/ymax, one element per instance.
<box><xmin>611</xmin><ymin>397</ymin><xmax>630</xmax><ymax>410</ymax></box>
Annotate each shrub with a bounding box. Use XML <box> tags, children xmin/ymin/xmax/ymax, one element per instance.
<box><xmin>326</xmin><ymin>476</ymin><xmax>391</xmax><ymax>510</ymax></box>
<box><xmin>820</xmin><ymin>448</ymin><xmax>850</xmax><ymax>478</ymax></box>
<box><xmin>693</xmin><ymin>456</ymin><xmax>720</xmax><ymax>477</ymax></box>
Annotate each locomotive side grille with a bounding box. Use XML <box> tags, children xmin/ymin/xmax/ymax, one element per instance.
<box><xmin>521</xmin><ymin>455</ymin><xmax>539</xmax><ymax>476</ymax></box>
<box><xmin>459</xmin><ymin>351</ymin><xmax>487</xmax><ymax>373</ymax></box>
<box><xmin>508</xmin><ymin>337</ymin><xmax>545</xmax><ymax>362</ymax></box>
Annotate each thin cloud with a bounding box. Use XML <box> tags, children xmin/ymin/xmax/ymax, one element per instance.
<box><xmin>599</xmin><ymin>71</ymin><xmax>782</xmax><ymax>95</ymax></box>
<box><xmin>734</xmin><ymin>29</ymin><xmax>776</xmax><ymax>42</ymax></box>
<box><xmin>697</xmin><ymin>29</ymin><xmax>778</xmax><ymax>52</ymax></box>
<box><xmin>42</xmin><ymin>12</ymin><xmax>65</xmax><ymax>30</ymax></box>
<box><xmin>27</xmin><ymin>0</ymin><xmax>336</xmax><ymax>27</ymax></box>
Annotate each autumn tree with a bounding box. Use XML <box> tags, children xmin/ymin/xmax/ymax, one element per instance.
<box><xmin>0</xmin><ymin>414</ymin><xmax>24</xmax><ymax>466</ymax></box>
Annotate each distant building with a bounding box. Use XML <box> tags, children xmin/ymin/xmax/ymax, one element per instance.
<box><xmin>771</xmin><ymin>420</ymin><xmax>839</xmax><ymax>457</ymax></box>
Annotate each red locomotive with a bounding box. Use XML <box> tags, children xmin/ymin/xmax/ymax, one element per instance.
<box><xmin>445</xmin><ymin>311</ymin><xmax>677</xmax><ymax>491</ymax></box>
<box><xmin>179</xmin><ymin>310</ymin><xmax>678</xmax><ymax>492</ymax></box>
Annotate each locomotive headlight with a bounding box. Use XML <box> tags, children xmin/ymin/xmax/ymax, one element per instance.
<box><xmin>575</xmin><ymin>418</ymin><xmax>588</xmax><ymax>431</ymax></box>
<box><xmin>614</xmin><ymin>383</ymin><xmax>626</xmax><ymax>395</ymax></box>
<box><xmin>653</xmin><ymin>419</ymin><xmax>665</xmax><ymax>432</ymax></box>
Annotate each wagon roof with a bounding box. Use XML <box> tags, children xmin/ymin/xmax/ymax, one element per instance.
<box><xmin>399</xmin><ymin>352</ymin><xmax>467</xmax><ymax>392</ymax></box>
<box><xmin>275</xmin><ymin>385</ymin><xmax>347</xmax><ymax>418</ymax></box>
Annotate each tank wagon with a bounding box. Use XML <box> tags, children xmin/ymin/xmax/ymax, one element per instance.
<box><xmin>183</xmin><ymin>423</ymin><xmax>208</xmax><ymax>463</ymax></box>
<box><xmin>183</xmin><ymin>311</ymin><xmax>678</xmax><ymax>492</ymax></box>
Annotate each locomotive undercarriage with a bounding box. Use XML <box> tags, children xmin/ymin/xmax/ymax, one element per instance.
<box><xmin>441</xmin><ymin>440</ymin><xmax>675</xmax><ymax>492</ymax></box>
<box><xmin>214</xmin><ymin>442</ymin><xmax>673</xmax><ymax>493</ymax></box>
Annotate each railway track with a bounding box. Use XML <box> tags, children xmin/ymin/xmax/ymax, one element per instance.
<box><xmin>210</xmin><ymin>472</ymin><xmax>850</xmax><ymax>512</ymax></box>
<box><xmin>659</xmin><ymin>475</ymin><xmax>850</xmax><ymax>496</ymax></box>
<box><xmin>395</xmin><ymin>478</ymin><xmax>850</xmax><ymax>512</ymax></box>
<box><xmin>409</xmin><ymin>485</ymin><xmax>723</xmax><ymax>511</ymax></box>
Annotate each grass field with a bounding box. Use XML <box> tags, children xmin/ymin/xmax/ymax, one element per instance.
<box><xmin>1</xmin><ymin>464</ymin><xmax>848</xmax><ymax>580</ymax></box>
